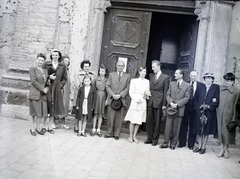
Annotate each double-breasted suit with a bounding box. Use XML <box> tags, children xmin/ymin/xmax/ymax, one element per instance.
<box><xmin>146</xmin><ymin>73</ymin><xmax>170</xmax><ymax>144</ymax></box>
<box><xmin>106</xmin><ymin>72</ymin><xmax>131</xmax><ymax>137</ymax></box>
<box><xmin>179</xmin><ymin>81</ymin><xmax>205</xmax><ymax>148</ymax></box>
<box><xmin>163</xmin><ymin>80</ymin><xmax>191</xmax><ymax>148</ymax></box>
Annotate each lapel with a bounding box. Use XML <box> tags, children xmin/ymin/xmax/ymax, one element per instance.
<box><xmin>35</xmin><ymin>67</ymin><xmax>45</xmax><ymax>83</ymax></box>
<box><xmin>205</xmin><ymin>84</ymin><xmax>213</xmax><ymax>98</ymax></box>
<box><xmin>119</xmin><ymin>72</ymin><xmax>126</xmax><ymax>83</ymax></box>
<box><xmin>155</xmin><ymin>73</ymin><xmax>163</xmax><ymax>84</ymax></box>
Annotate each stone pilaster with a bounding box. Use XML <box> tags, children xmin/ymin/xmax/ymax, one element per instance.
<box><xmin>194</xmin><ymin>1</ymin><xmax>233</xmax><ymax>84</ymax></box>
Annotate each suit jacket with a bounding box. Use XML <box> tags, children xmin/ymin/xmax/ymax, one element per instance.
<box><xmin>106</xmin><ymin>72</ymin><xmax>131</xmax><ymax>107</ymax></box>
<box><xmin>166</xmin><ymin>80</ymin><xmax>191</xmax><ymax>117</ymax></box>
<box><xmin>191</xmin><ymin>81</ymin><xmax>205</xmax><ymax>111</ymax></box>
<box><xmin>148</xmin><ymin>73</ymin><xmax>170</xmax><ymax>108</ymax></box>
<box><xmin>29</xmin><ymin>67</ymin><xmax>48</xmax><ymax>100</ymax></box>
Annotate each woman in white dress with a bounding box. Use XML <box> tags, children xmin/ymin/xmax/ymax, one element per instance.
<box><xmin>125</xmin><ymin>67</ymin><xmax>150</xmax><ymax>143</ymax></box>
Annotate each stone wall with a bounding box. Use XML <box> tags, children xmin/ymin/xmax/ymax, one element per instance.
<box><xmin>0</xmin><ymin>0</ymin><xmax>18</xmax><ymax>77</ymax></box>
<box><xmin>227</xmin><ymin>1</ymin><xmax>240</xmax><ymax>89</ymax></box>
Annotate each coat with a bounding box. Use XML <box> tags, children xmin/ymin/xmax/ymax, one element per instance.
<box><xmin>194</xmin><ymin>83</ymin><xmax>219</xmax><ymax>135</ymax></box>
<box><xmin>29</xmin><ymin>67</ymin><xmax>48</xmax><ymax>100</ymax></box>
<box><xmin>217</xmin><ymin>85</ymin><xmax>240</xmax><ymax>144</ymax></box>
<box><xmin>43</xmin><ymin>61</ymin><xmax>67</xmax><ymax>116</ymax></box>
<box><xmin>166</xmin><ymin>80</ymin><xmax>191</xmax><ymax>117</ymax></box>
<box><xmin>75</xmin><ymin>85</ymin><xmax>95</xmax><ymax>123</ymax></box>
<box><xmin>147</xmin><ymin>73</ymin><xmax>170</xmax><ymax>108</ymax></box>
<box><xmin>106</xmin><ymin>72</ymin><xmax>131</xmax><ymax>107</ymax></box>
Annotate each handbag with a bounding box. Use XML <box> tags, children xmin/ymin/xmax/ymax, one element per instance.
<box><xmin>226</xmin><ymin>121</ymin><xmax>237</xmax><ymax>132</ymax></box>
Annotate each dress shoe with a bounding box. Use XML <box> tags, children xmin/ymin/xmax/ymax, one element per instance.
<box><xmin>104</xmin><ymin>135</ymin><xmax>112</xmax><ymax>138</ymax></box>
<box><xmin>178</xmin><ymin>144</ymin><xmax>185</xmax><ymax>148</ymax></box>
<box><xmin>199</xmin><ymin>148</ymin><xmax>206</xmax><ymax>154</ymax></box>
<box><xmin>152</xmin><ymin>142</ymin><xmax>157</xmax><ymax>146</ymax></box>
<box><xmin>47</xmin><ymin>129</ymin><xmax>54</xmax><ymax>134</ymax></box>
<box><xmin>188</xmin><ymin>146</ymin><xmax>194</xmax><ymax>150</ymax></box>
<box><xmin>144</xmin><ymin>139</ymin><xmax>152</xmax><ymax>144</ymax></box>
<box><xmin>114</xmin><ymin>136</ymin><xmax>119</xmax><ymax>140</ymax></box>
<box><xmin>81</xmin><ymin>133</ymin><xmax>87</xmax><ymax>137</ymax></box>
<box><xmin>159</xmin><ymin>144</ymin><xmax>168</xmax><ymax>149</ymax></box>
<box><xmin>170</xmin><ymin>146</ymin><xmax>175</xmax><ymax>150</ymax></box>
<box><xmin>193</xmin><ymin>148</ymin><xmax>200</xmax><ymax>153</ymax></box>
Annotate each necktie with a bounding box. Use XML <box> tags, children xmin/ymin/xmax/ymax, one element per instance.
<box><xmin>118</xmin><ymin>72</ymin><xmax>121</xmax><ymax>82</ymax></box>
<box><xmin>190</xmin><ymin>82</ymin><xmax>194</xmax><ymax>100</ymax></box>
<box><xmin>177</xmin><ymin>82</ymin><xmax>180</xmax><ymax>89</ymax></box>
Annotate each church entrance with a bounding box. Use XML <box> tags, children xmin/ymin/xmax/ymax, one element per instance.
<box><xmin>99</xmin><ymin>1</ymin><xmax>198</xmax><ymax>133</ymax></box>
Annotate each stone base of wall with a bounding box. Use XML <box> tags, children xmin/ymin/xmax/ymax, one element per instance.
<box><xmin>0</xmin><ymin>104</ymin><xmax>29</xmax><ymax>120</ymax></box>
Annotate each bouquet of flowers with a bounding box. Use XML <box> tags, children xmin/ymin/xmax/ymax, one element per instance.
<box><xmin>143</xmin><ymin>91</ymin><xmax>151</xmax><ymax>100</ymax></box>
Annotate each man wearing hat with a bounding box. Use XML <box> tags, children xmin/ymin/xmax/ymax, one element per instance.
<box><xmin>160</xmin><ymin>69</ymin><xmax>191</xmax><ymax>150</ymax></box>
<box><xmin>104</xmin><ymin>60</ymin><xmax>131</xmax><ymax>140</ymax></box>
<box><xmin>178</xmin><ymin>71</ymin><xmax>205</xmax><ymax>150</ymax></box>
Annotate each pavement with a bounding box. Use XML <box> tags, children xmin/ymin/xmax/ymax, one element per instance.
<box><xmin>0</xmin><ymin>116</ymin><xmax>240</xmax><ymax>179</ymax></box>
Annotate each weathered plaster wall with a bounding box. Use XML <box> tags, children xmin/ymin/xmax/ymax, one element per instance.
<box><xmin>227</xmin><ymin>1</ymin><xmax>240</xmax><ymax>89</ymax></box>
<box><xmin>0</xmin><ymin>0</ymin><xmax>18</xmax><ymax>77</ymax></box>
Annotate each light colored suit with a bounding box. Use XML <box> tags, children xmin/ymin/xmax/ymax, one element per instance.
<box><xmin>106</xmin><ymin>72</ymin><xmax>131</xmax><ymax>137</ymax></box>
<box><xmin>163</xmin><ymin>80</ymin><xmax>191</xmax><ymax>148</ymax></box>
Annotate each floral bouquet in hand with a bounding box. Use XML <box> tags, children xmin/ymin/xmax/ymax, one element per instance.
<box><xmin>143</xmin><ymin>91</ymin><xmax>151</xmax><ymax>100</ymax></box>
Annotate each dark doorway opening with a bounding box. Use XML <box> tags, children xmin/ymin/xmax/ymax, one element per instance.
<box><xmin>146</xmin><ymin>12</ymin><xmax>198</xmax><ymax>81</ymax></box>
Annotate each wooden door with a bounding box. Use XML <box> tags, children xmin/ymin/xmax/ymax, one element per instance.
<box><xmin>178</xmin><ymin>19</ymin><xmax>199</xmax><ymax>82</ymax></box>
<box><xmin>100</xmin><ymin>9</ymin><xmax>152</xmax><ymax>78</ymax></box>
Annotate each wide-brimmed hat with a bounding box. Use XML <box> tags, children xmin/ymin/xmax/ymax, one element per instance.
<box><xmin>166</xmin><ymin>106</ymin><xmax>178</xmax><ymax>118</ymax></box>
<box><xmin>111</xmin><ymin>99</ymin><xmax>123</xmax><ymax>110</ymax></box>
<box><xmin>203</xmin><ymin>72</ymin><xmax>214</xmax><ymax>79</ymax></box>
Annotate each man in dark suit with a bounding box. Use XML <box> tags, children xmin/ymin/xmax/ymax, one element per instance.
<box><xmin>104</xmin><ymin>60</ymin><xmax>131</xmax><ymax>140</ymax></box>
<box><xmin>178</xmin><ymin>71</ymin><xmax>205</xmax><ymax>150</ymax></box>
<box><xmin>160</xmin><ymin>69</ymin><xmax>191</xmax><ymax>150</ymax></box>
<box><xmin>144</xmin><ymin>60</ymin><xmax>170</xmax><ymax>146</ymax></box>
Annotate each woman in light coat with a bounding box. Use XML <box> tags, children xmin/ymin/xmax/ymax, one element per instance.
<box><xmin>124</xmin><ymin>67</ymin><xmax>150</xmax><ymax>143</ymax></box>
<box><xmin>217</xmin><ymin>72</ymin><xmax>240</xmax><ymax>159</ymax></box>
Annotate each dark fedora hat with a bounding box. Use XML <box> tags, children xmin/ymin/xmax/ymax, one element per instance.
<box><xmin>166</xmin><ymin>106</ymin><xmax>178</xmax><ymax>118</ymax></box>
<box><xmin>111</xmin><ymin>99</ymin><xmax>123</xmax><ymax>110</ymax></box>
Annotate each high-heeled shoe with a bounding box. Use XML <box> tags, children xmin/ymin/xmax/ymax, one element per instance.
<box><xmin>217</xmin><ymin>151</ymin><xmax>224</xmax><ymax>158</ymax></box>
<box><xmin>223</xmin><ymin>152</ymin><xmax>229</xmax><ymax>159</ymax></box>
<box><xmin>128</xmin><ymin>137</ymin><xmax>133</xmax><ymax>143</ymax></box>
<box><xmin>193</xmin><ymin>148</ymin><xmax>200</xmax><ymax>153</ymax></box>
<box><xmin>35</xmin><ymin>129</ymin><xmax>44</xmax><ymax>135</ymax></box>
<box><xmin>30</xmin><ymin>129</ymin><xmax>36</xmax><ymax>136</ymax></box>
<box><xmin>199</xmin><ymin>148</ymin><xmax>206</xmax><ymax>154</ymax></box>
<box><xmin>133</xmin><ymin>137</ymin><xmax>139</xmax><ymax>143</ymax></box>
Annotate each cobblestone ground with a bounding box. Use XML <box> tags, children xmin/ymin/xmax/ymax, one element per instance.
<box><xmin>0</xmin><ymin>116</ymin><xmax>240</xmax><ymax>179</ymax></box>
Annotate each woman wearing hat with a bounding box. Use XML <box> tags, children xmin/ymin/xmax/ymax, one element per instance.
<box><xmin>193</xmin><ymin>73</ymin><xmax>219</xmax><ymax>154</ymax></box>
<box><xmin>42</xmin><ymin>49</ymin><xmax>67</xmax><ymax>134</ymax></box>
<box><xmin>217</xmin><ymin>73</ymin><xmax>240</xmax><ymax>158</ymax></box>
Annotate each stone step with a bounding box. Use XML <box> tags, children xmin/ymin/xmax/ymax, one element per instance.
<box><xmin>8</xmin><ymin>65</ymin><xmax>30</xmax><ymax>75</ymax></box>
<box><xmin>1</xmin><ymin>73</ymin><xmax>31</xmax><ymax>90</ymax></box>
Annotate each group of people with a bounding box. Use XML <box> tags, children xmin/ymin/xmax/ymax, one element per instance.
<box><xmin>28</xmin><ymin>51</ymin><xmax>240</xmax><ymax>159</ymax></box>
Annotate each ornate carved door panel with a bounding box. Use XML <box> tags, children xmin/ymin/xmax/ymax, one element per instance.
<box><xmin>100</xmin><ymin>9</ymin><xmax>152</xmax><ymax>78</ymax></box>
<box><xmin>178</xmin><ymin>19</ymin><xmax>199</xmax><ymax>82</ymax></box>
